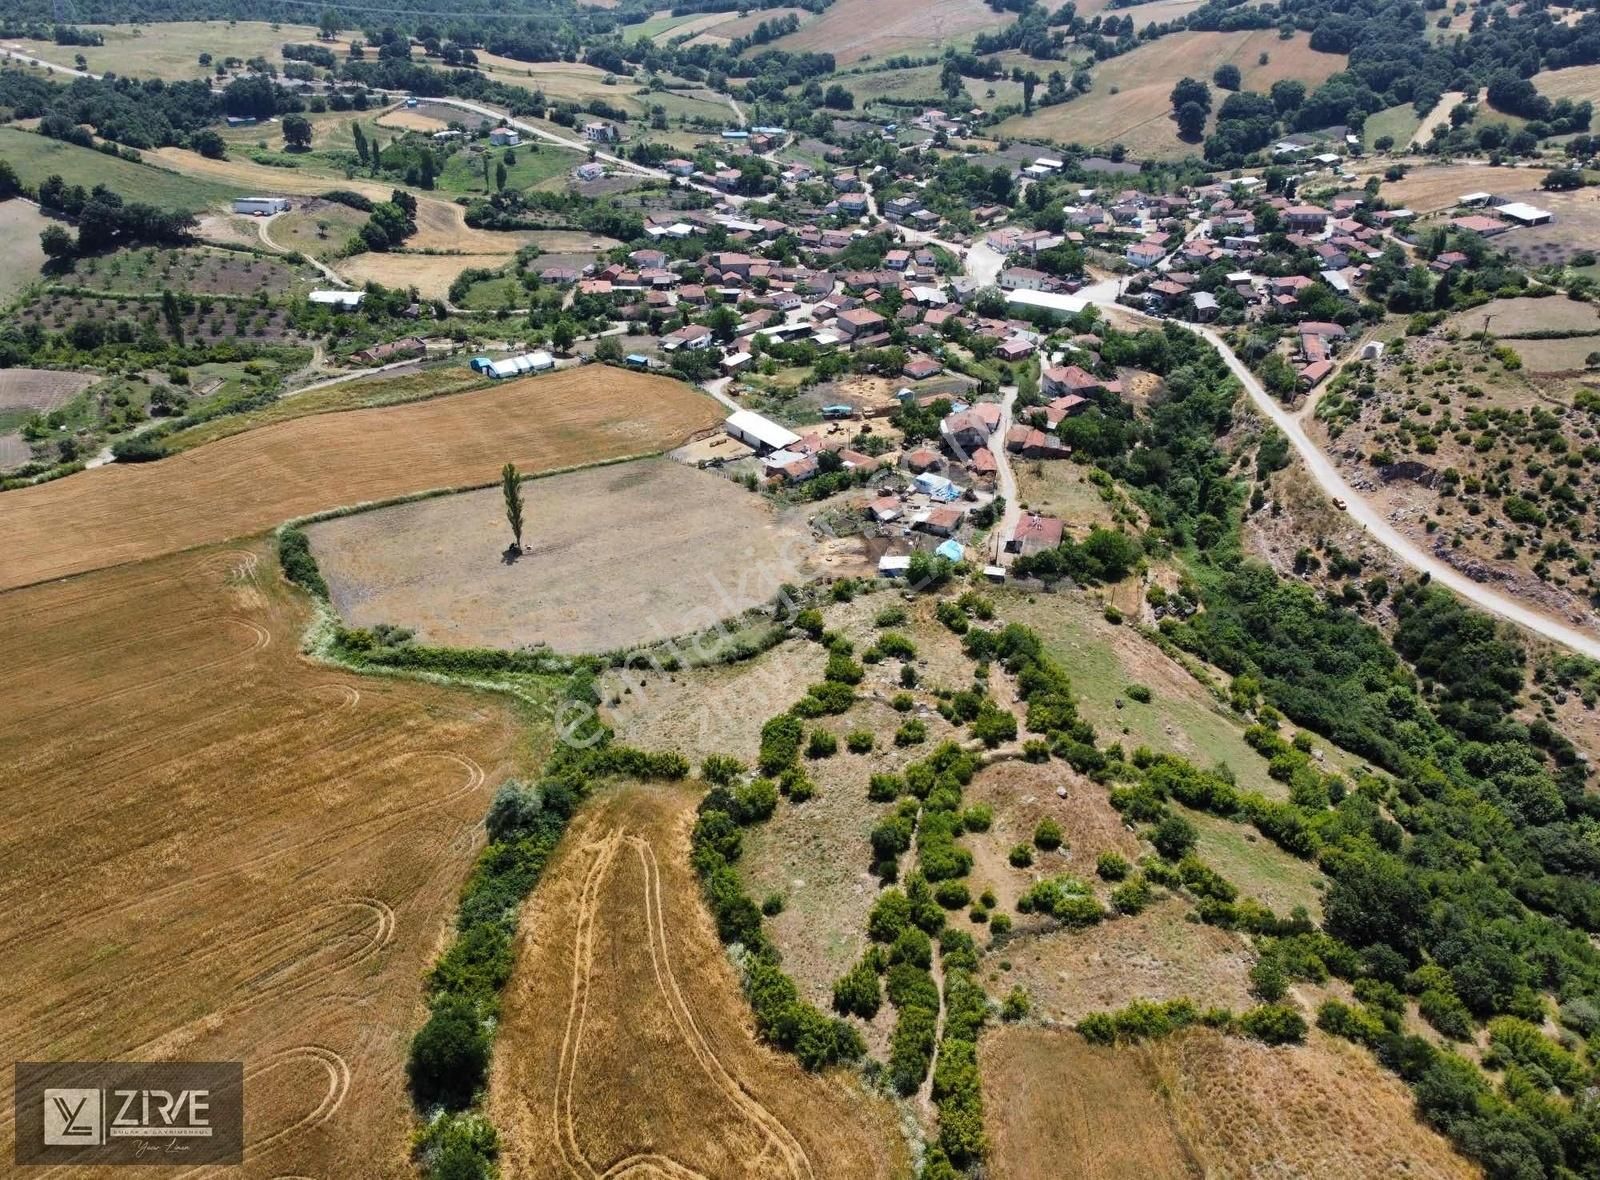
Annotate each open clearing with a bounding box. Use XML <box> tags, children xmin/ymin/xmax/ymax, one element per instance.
<box><xmin>982</xmin><ymin>1026</ymin><xmax>1475</xmax><ymax>1179</ymax></box>
<box><xmin>0</xmin><ymin>368</ymin><xmax>721</xmax><ymax>592</ymax></box>
<box><xmin>1535</xmin><ymin>62</ymin><xmax>1600</xmax><ymax>106</ymax></box>
<box><xmin>997</xmin><ymin>31</ymin><xmax>1344</xmax><ymax>159</ymax></box>
<box><xmin>11</xmin><ymin>20</ymin><xmax>326</xmax><ymax>81</ymax></box>
<box><xmin>1149</xmin><ymin>1029</ymin><xmax>1481</xmax><ymax>1177</ymax></box>
<box><xmin>337</xmin><ymin>250</ymin><xmax>517</xmax><ymax>299</ymax></box>
<box><xmin>982</xmin><ymin>1027</ymin><xmax>1200</xmax><ymax>1180</ymax></box>
<box><xmin>1371</xmin><ymin>161</ymin><xmax>1540</xmax><ymax>213</ymax></box>
<box><xmin>768</xmin><ymin>0</ymin><xmax>1005</xmax><ymax>65</ymax></box>
<box><xmin>487</xmin><ymin>781</ymin><xmax>907</xmax><ymax>1178</ymax></box>
<box><xmin>0</xmin><ymin>367</ymin><xmax>97</xmax><ymax>412</ymax></box>
<box><xmin>0</xmin><ymin>539</ymin><xmax>522</xmax><ymax>1177</ymax></box>
<box><xmin>0</xmin><ymin>127</ymin><xmax>241</xmax><ymax>209</ymax></box>
<box><xmin>0</xmin><ymin>200</ymin><xmax>49</xmax><ymax>304</ymax></box>
<box><xmin>308</xmin><ymin>459</ymin><xmax>819</xmax><ymax>653</ymax></box>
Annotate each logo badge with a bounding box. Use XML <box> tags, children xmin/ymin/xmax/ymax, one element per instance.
<box><xmin>42</xmin><ymin>1089</ymin><xmax>101</xmax><ymax>1146</ymax></box>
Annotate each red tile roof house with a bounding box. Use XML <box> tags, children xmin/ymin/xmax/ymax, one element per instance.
<box><xmin>916</xmin><ymin>505</ymin><xmax>968</xmax><ymax>536</ymax></box>
<box><xmin>904</xmin><ymin>447</ymin><xmax>943</xmax><ymax>473</ymax></box>
<box><xmin>1007</xmin><ymin>513</ymin><xmax>1066</xmax><ymax>557</ymax></box>
<box><xmin>1042</xmin><ymin>364</ymin><xmax>1115</xmax><ymax>398</ymax></box>
<box><xmin>940</xmin><ymin>409</ymin><xmax>994</xmax><ymax>453</ymax></box>
<box><xmin>903</xmin><ymin>355</ymin><xmax>944</xmax><ymax>380</ymax></box>
<box><xmin>836</xmin><ymin>307</ymin><xmax>888</xmax><ymax>339</ymax></box>
<box><xmin>867</xmin><ymin>495</ymin><xmax>903</xmax><ymax>522</ymax></box>
<box><xmin>1284</xmin><ymin>205</ymin><xmax>1328</xmax><ymax>232</ymax></box>
<box><xmin>1125</xmin><ymin>241</ymin><xmax>1167</xmax><ymax>269</ymax></box>
<box><xmin>995</xmin><ymin>337</ymin><xmax>1035</xmax><ymax>362</ymax></box>
<box><xmin>1042</xmin><ymin>394</ymin><xmax>1090</xmax><ymax>428</ymax></box>
<box><xmin>1451</xmin><ymin>214</ymin><xmax>1509</xmax><ymax>237</ymax></box>
<box><xmin>968</xmin><ymin>446</ymin><xmax>998</xmax><ymax>478</ymax></box>
<box><xmin>1006</xmin><ymin>424</ymin><xmax>1070</xmax><ymax>458</ymax></box>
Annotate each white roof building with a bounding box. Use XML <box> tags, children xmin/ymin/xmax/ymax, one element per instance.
<box><xmin>309</xmin><ymin>290</ymin><xmax>364</xmax><ymax>308</ymax></box>
<box><xmin>488</xmin><ymin>351</ymin><xmax>555</xmax><ymax>377</ymax></box>
<box><xmin>1005</xmin><ymin>289</ymin><xmax>1087</xmax><ymax>317</ymax></box>
<box><xmin>1496</xmin><ymin>201</ymin><xmax>1553</xmax><ymax>225</ymax></box>
<box><xmin>725</xmin><ymin>409</ymin><xmax>801</xmax><ymax>453</ymax></box>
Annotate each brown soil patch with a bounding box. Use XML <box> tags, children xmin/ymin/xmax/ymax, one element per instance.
<box><xmin>1150</xmin><ymin>1028</ymin><xmax>1481</xmax><ymax>1178</ymax></box>
<box><xmin>0</xmin><ymin>540</ymin><xmax>521</xmax><ymax>1177</ymax></box>
<box><xmin>0</xmin><ymin>368</ymin><xmax>721</xmax><ymax>591</ymax></box>
<box><xmin>982</xmin><ymin>1026</ymin><xmax>1201</xmax><ymax>1180</ymax></box>
<box><xmin>0</xmin><ymin>367</ymin><xmax>96</xmax><ymax>411</ymax></box>
<box><xmin>996</xmin><ymin>896</ymin><xmax>1255</xmax><ymax>1025</ymax></box>
<box><xmin>308</xmin><ymin>459</ymin><xmax>822</xmax><ymax>654</ymax></box>
<box><xmin>375</xmin><ymin>107</ymin><xmax>452</xmax><ymax>133</ymax></box>
<box><xmin>336</xmin><ymin>251</ymin><xmax>515</xmax><ymax>299</ymax></box>
<box><xmin>770</xmin><ymin>0</ymin><xmax>1004</xmax><ymax>64</ymax></box>
<box><xmin>488</xmin><ymin>781</ymin><xmax>908</xmax><ymax>1178</ymax></box>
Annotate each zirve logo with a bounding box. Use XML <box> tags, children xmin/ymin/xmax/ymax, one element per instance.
<box><xmin>42</xmin><ymin>1088</ymin><xmax>100</xmax><ymax>1146</ymax></box>
<box><xmin>16</xmin><ymin>1062</ymin><xmax>243</xmax><ymax>1166</ymax></box>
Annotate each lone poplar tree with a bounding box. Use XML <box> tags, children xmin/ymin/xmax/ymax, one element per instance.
<box><xmin>501</xmin><ymin>462</ymin><xmax>525</xmax><ymax>551</ymax></box>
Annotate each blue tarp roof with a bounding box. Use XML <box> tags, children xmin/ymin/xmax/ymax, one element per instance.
<box><xmin>936</xmin><ymin>539</ymin><xmax>964</xmax><ymax>561</ymax></box>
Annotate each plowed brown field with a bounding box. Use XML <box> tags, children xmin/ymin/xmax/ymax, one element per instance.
<box><xmin>488</xmin><ymin>782</ymin><xmax>909</xmax><ymax>1179</ymax></box>
<box><xmin>0</xmin><ymin>539</ymin><xmax>522</xmax><ymax>1177</ymax></box>
<box><xmin>0</xmin><ymin>367</ymin><xmax>720</xmax><ymax>591</ymax></box>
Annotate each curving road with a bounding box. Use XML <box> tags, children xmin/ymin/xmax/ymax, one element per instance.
<box><xmin>1074</xmin><ymin>288</ymin><xmax>1600</xmax><ymax>659</ymax></box>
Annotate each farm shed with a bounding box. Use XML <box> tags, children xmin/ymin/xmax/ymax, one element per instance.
<box><xmin>233</xmin><ymin>196</ymin><xmax>290</xmax><ymax>216</ymax></box>
<box><xmin>309</xmin><ymin>290</ymin><xmax>364</xmax><ymax>309</ymax></box>
<box><xmin>725</xmin><ymin>410</ymin><xmax>800</xmax><ymax>454</ymax></box>
<box><xmin>486</xmin><ymin>351</ymin><xmax>555</xmax><ymax>378</ymax></box>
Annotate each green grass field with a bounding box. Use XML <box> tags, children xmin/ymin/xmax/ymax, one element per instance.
<box><xmin>436</xmin><ymin>143</ymin><xmax>575</xmax><ymax>195</ymax></box>
<box><xmin>1185</xmin><ymin>808</ymin><xmax>1326</xmax><ymax>919</ymax></box>
<box><xmin>453</xmin><ymin>273</ymin><xmax>524</xmax><ymax>309</ymax></box>
<box><xmin>0</xmin><ymin>200</ymin><xmax>50</xmax><ymax>307</ymax></box>
<box><xmin>0</xmin><ymin>128</ymin><xmax>242</xmax><ymax>210</ymax></box>
<box><xmin>1363</xmin><ymin>103</ymin><xmax>1423</xmax><ymax>150</ymax></box>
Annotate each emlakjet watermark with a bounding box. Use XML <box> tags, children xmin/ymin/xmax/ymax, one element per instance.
<box><xmin>15</xmin><ymin>1061</ymin><xmax>243</xmax><ymax>1166</ymax></box>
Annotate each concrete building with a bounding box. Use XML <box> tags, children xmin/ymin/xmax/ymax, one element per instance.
<box><xmin>725</xmin><ymin>409</ymin><xmax>801</xmax><ymax>454</ymax></box>
<box><xmin>232</xmin><ymin>196</ymin><xmax>290</xmax><ymax>216</ymax></box>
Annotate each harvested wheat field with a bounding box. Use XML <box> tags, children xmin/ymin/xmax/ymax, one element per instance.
<box><xmin>489</xmin><ymin>781</ymin><xmax>908</xmax><ymax>1179</ymax></box>
<box><xmin>337</xmin><ymin>251</ymin><xmax>518</xmax><ymax>300</ymax></box>
<box><xmin>308</xmin><ymin>458</ymin><xmax>819</xmax><ymax>653</ymax></box>
<box><xmin>1149</xmin><ymin>1028</ymin><xmax>1480</xmax><ymax>1178</ymax></box>
<box><xmin>982</xmin><ymin>1025</ymin><xmax>1477</xmax><ymax>1180</ymax></box>
<box><xmin>769</xmin><ymin>0</ymin><xmax>1005</xmax><ymax>64</ymax></box>
<box><xmin>998</xmin><ymin>30</ymin><xmax>1344</xmax><ymax>158</ymax></box>
<box><xmin>982</xmin><ymin>1027</ymin><xmax>1200</xmax><ymax>1180</ymax></box>
<box><xmin>0</xmin><ymin>540</ymin><xmax>523</xmax><ymax>1177</ymax></box>
<box><xmin>0</xmin><ymin>368</ymin><xmax>720</xmax><ymax>591</ymax></box>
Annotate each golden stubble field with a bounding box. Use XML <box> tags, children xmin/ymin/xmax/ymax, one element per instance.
<box><xmin>981</xmin><ymin>1026</ymin><xmax>1480</xmax><ymax>1180</ymax></box>
<box><xmin>0</xmin><ymin>539</ymin><xmax>523</xmax><ymax>1177</ymax></box>
<box><xmin>488</xmin><ymin>782</ymin><xmax>909</xmax><ymax>1179</ymax></box>
<box><xmin>0</xmin><ymin>367</ymin><xmax>721</xmax><ymax>591</ymax></box>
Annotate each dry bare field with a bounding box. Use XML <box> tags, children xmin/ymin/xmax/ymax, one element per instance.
<box><xmin>982</xmin><ymin>1026</ymin><xmax>1477</xmax><ymax>1179</ymax></box>
<box><xmin>1535</xmin><ymin>62</ymin><xmax>1600</xmax><ymax>106</ymax></box>
<box><xmin>0</xmin><ymin>199</ymin><xmax>50</xmax><ymax>305</ymax></box>
<box><xmin>1445</xmin><ymin>294</ymin><xmax>1600</xmax><ymax>336</ymax></box>
<box><xmin>337</xmin><ymin>251</ymin><xmax>516</xmax><ymax>299</ymax></box>
<box><xmin>982</xmin><ymin>1027</ymin><xmax>1201</xmax><ymax>1180</ymax></box>
<box><xmin>488</xmin><ymin>781</ymin><xmax>908</xmax><ymax>1178</ymax></box>
<box><xmin>308</xmin><ymin>459</ymin><xmax>819</xmax><ymax>653</ymax></box>
<box><xmin>1150</xmin><ymin>1029</ymin><xmax>1481</xmax><ymax>1177</ymax></box>
<box><xmin>375</xmin><ymin>107</ymin><xmax>454</xmax><ymax>134</ymax></box>
<box><xmin>0</xmin><ymin>368</ymin><xmax>721</xmax><ymax>591</ymax></box>
<box><xmin>998</xmin><ymin>31</ymin><xmax>1344</xmax><ymax>158</ymax></box>
<box><xmin>0</xmin><ymin>367</ymin><xmax>97</xmax><ymax>411</ymax></box>
<box><xmin>999</xmin><ymin>896</ymin><xmax>1256</xmax><ymax>1024</ymax></box>
<box><xmin>1371</xmin><ymin>162</ymin><xmax>1541</xmax><ymax>212</ymax></box>
<box><xmin>768</xmin><ymin>0</ymin><xmax>1006</xmax><ymax>64</ymax></box>
<box><xmin>0</xmin><ymin>540</ymin><xmax>522</xmax><ymax>1177</ymax></box>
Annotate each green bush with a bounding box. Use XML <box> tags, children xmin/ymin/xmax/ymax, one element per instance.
<box><xmin>1237</xmin><ymin>1003</ymin><xmax>1307</xmax><ymax>1045</ymax></box>
<box><xmin>1096</xmin><ymin>851</ymin><xmax>1131</xmax><ymax>880</ymax></box>
<box><xmin>1125</xmin><ymin>683</ymin><xmax>1152</xmax><ymax>703</ymax></box>
<box><xmin>761</xmin><ymin>892</ymin><xmax>785</xmax><ymax>916</ymax></box>
<box><xmin>806</xmin><ymin>729</ymin><xmax>838</xmax><ymax>759</ymax></box>
<box><xmin>832</xmin><ymin>957</ymin><xmax>883</xmax><ymax>1019</ymax></box>
<box><xmin>846</xmin><ymin>729</ymin><xmax>875</xmax><ymax>753</ymax></box>
<box><xmin>277</xmin><ymin>526</ymin><xmax>328</xmax><ymax>598</ymax></box>
<box><xmin>875</xmin><ymin>606</ymin><xmax>907</xmax><ymax>627</ymax></box>
<box><xmin>891</xmin><ymin>691</ymin><xmax>916</xmax><ymax>712</ymax></box>
<box><xmin>759</xmin><ymin>713</ymin><xmax>803</xmax><ymax>775</ymax></box>
<box><xmin>1008</xmin><ymin>843</ymin><xmax>1034</xmax><ymax>868</ymax></box>
<box><xmin>824</xmin><ymin>651</ymin><xmax>864</xmax><ymax>684</ymax></box>
<box><xmin>934</xmin><ymin>879</ymin><xmax>971</xmax><ymax>909</ymax></box>
<box><xmin>962</xmin><ymin>804</ymin><xmax>993</xmax><ymax>832</ymax></box>
<box><xmin>989</xmin><ymin>912</ymin><xmax>1012</xmax><ymax>936</ymax></box>
<box><xmin>1150</xmin><ymin>813</ymin><xmax>1198</xmax><ymax>860</ymax></box>
<box><xmin>1110</xmin><ymin>874</ymin><xmax>1153</xmax><ymax>915</ymax></box>
<box><xmin>1033</xmin><ymin>818</ymin><xmax>1064</xmax><ymax>851</ymax></box>
<box><xmin>868</xmin><ymin>772</ymin><xmax>904</xmax><ymax>801</ymax></box>
<box><xmin>895</xmin><ymin>719</ymin><xmax>928</xmax><ymax>746</ymax></box>
<box><xmin>794</xmin><ymin>607</ymin><xmax>825</xmax><ymax>638</ymax></box>
<box><xmin>408</xmin><ymin>996</ymin><xmax>491</xmax><ymax>1111</ymax></box>
<box><xmin>877</xmin><ymin>631</ymin><xmax>918</xmax><ymax>659</ymax></box>
<box><xmin>700</xmin><ymin>753</ymin><xmax>747</xmax><ymax>785</ymax></box>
